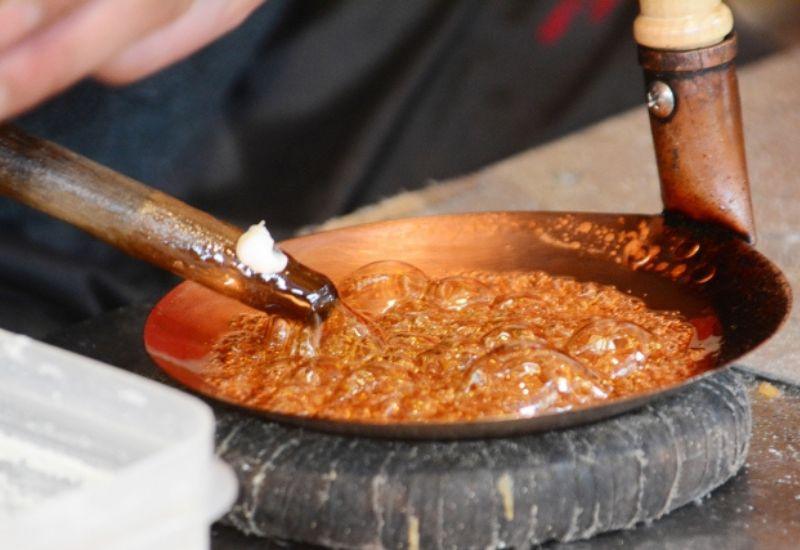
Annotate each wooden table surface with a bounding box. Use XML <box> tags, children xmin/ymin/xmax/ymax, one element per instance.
<box><xmin>320</xmin><ymin>46</ymin><xmax>800</xmax><ymax>386</ymax></box>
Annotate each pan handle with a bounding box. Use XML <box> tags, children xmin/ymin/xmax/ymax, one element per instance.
<box><xmin>635</xmin><ymin>1</ymin><xmax>755</xmax><ymax>242</ymax></box>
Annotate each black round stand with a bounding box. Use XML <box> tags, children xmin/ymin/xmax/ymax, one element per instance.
<box><xmin>49</xmin><ymin>306</ymin><xmax>751</xmax><ymax>549</ymax></box>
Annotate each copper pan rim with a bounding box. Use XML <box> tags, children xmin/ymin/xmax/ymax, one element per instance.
<box><xmin>144</xmin><ymin>211</ymin><xmax>791</xmax><ymax>439</ymax></box>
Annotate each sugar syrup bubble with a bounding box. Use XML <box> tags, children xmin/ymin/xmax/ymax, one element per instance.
<box><xmin>261</xmin><ymin>360</ymin><xmax>344</xmax><ymax>415</ymax></box>
<box><xmin>335</xmin><ymin>362</ymin><xmax>415</xmax><ymax>418</ymax></box>
<box><xmin>426</xmin><ymin>276</ymin><xmax>496</xmax><ymax>311</ymax></box>
<box><xmin>385</xmin><ymin>331</ymin><xmax>439</xmax><ymax>354</ymax></box>
<box><xmin>481</xmin><ymin>324</ymin><xmax>546</xmax><ymax>350</ymax></box>
<box><xmin>465</xmin><ymin>344</ymin><xmax>552</xmax><ymax>393</ymax></box>
<box><xmin>339</xmin><ymin>261</ymin><xmax>430</xmax><ymax>318</ymax></box>
<box><xmin>259</xmin><ymin>316</ymin><xmax>315</xmax><ymax>358</ymax></box>
<box><xmin>287</xmin><ymin>360</ymin><xmax>344</xmax><ymax>388</ymax></box>
<box><xmin>539</xmin><ymin>320</ymin><xmax>582</xmax><ymax>350</ymax></box>
<box><xmin>622</xmin><ymin>239</ymin><xmax>661</xmax><ymax>270</ymax></box>
<box><xmin>691</xmin><ymin>263</ymin><xmax>717</xmax><ymax>284</ymax></box>
<box><xmin>513</xmin><ymin>349</ymin><xmax>609</xmax><ymax>416</ymax></box>
<box><xmin>492</xmin><ymin>295</ymin><xmax>550</xmax><ymax>316</ymax></box>
<box><xmin>516</xmin><ymin>384</ymin><xmax>562</xmax><ymax>416</ymax></box>
<box><xmin>566</xmin><ymin>318</ymin><xmax>655</xmax><ymax>378</ymax></box>
<box><xmin>267</xmin><ymin>384</ymin><xmax>328</xmax><ymax>416</ymax></box>
<box><xmin>319</xmin><ymin>304</ymin><xmax>384</xmax><ymax>360</ymax></box>
<box><xmin>231</xmin><ymin>357</ymin><xmax>302</xmax><ymax>405</ymax></box>
<box><xmin>465</xmin><ymin>346</ymin><xmax>608</xmax><ymax>415</ymax></box>
<box><xmin>339</xmin><ymin>367</ymin><xmax>380</xmax><ymax>397</ymax></box>
<box><xmin>419</xmin><ymin>339</ymin><xmax>484</xmax><ymax>371</ymax></box>
<box><xmin>208</xmin><ymin>263</ymin><xmax>707</xmax><ymax>423</ymax></box>
<box><xmin>497</xmin><ymin>272</ymin><xmax>548</xmax><ymax>295</ymax></box>
<box><xmin>673</xmin><ymin>240</ymin><xmax>700</xmax><ymax>260</ymax></box>
<box><xmin>400</xmin><ymin>393</ymin><xmax>443</xmax><ymax>420</ymax></box>
<box><xmin>534</xmin><ymin>349</ymin><xmax>608</xmax><ymax>398</ymax></box>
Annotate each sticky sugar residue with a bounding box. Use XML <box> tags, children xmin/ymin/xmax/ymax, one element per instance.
<box><xmin>497</xmin><ymin>472</ymin><xmax>515</xmax><ymax>521</ymax></box>
<box><xmin>757</xmin><ymin>382</ymin><xmax>781</xmax><ymax>399</ymax></box>
<box><xmin>204</xmin><ymin>260</ymin><xmax>720</xmax><ymax>423</ymax></box>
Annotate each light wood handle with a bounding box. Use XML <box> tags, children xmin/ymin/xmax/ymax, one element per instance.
<box><xmin>635</xmin><ymin>0</ymin><xmax>733</xmax><ymax>50</ymax></box>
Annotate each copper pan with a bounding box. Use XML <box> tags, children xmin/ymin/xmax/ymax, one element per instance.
<box><xmin>145</xmin><ymin>209</ymin><xmax>787</xmax><ymax>438</ymax></box>
<box><xmin>144</xmin><ymin>35</ymin><xmax>790</xmax><ymax>439</ymax></box>
<box><xmin>0</xmin><ymin>35</ymin><xmax>788</xmax><ymax>439</ymax></box>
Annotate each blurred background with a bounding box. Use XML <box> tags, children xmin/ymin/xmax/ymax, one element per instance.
<box><xmin>3</xmin><ymin>0</ymin><xmax>800</xmax><ymax>337</ymax></box>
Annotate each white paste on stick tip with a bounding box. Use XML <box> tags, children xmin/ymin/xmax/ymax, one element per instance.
<box><xmin>236</xmin><ymin>221</ymin><xmax>288</xmax><ymax>274</ymax></box>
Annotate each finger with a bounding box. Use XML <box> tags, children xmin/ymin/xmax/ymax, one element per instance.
<box><xmin>0</xmin><ymin>0</ymin><xmax>84</xmax><ymax>52</ymax></box>
<box><xmin>0</xmin><ymin>0</ymin><xmax>194</xmax><ymax>120</ymax></box>
<box><xmin>94</xmin><ymin>0</ymin><xmax>265</xmax><ymax>85</ymax></box>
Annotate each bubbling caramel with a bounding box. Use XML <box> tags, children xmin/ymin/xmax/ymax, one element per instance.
<box><xmin>206</xmin><ymin>261</ymin><xmax>719</xmax><ymax>422</ymax></box>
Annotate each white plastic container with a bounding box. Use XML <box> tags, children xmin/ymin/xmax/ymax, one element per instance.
<box><xmin>0</xmin><ymin>329</ymin><xmax>238</xmax><ymax>550</ymax></box>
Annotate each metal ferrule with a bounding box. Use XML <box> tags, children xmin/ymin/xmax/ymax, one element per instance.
<box><xmin>639</xmin><ymin>33</ymin><xmax>756</xmax><ymax>242</ymax></box>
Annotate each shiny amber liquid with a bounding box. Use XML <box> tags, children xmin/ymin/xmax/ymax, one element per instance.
<box><xmin>206</xmin><ymin>261</ymin><xmax>719</xmax><ymax>422</ymax></box>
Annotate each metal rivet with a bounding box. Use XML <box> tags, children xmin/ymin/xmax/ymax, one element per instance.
<box><xmin>647</xmin><ymin>80</ymin><xmax>675</xmax><ymax>118</ymax></box>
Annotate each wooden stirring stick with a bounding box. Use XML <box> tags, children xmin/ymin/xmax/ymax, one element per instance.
<box><xmin>0</xmin><ymin>125</ymin><xmax>338</xmax><ymax>317</ymax></box>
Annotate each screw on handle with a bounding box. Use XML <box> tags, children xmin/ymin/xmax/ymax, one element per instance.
<box><xmin>0</xmin><ymin>125</ymin><xmax>338</xmax><ymax>318</ymax></box>
<box><xmin>634</xmin><ymin>2</ymin><xmax>756</xmax><ymax>242</ymax></box>
<box><xmin>635</xmin><ymin>0</ymin><xmax>734</xmax><ymax>50</ymax></box>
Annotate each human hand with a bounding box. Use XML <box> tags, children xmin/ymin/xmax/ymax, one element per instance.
<box><xmin>0</xmin><ymin>0</ymin><xmax>265</xmax><ymax>120</ymax></box>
